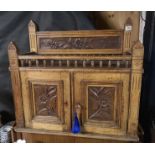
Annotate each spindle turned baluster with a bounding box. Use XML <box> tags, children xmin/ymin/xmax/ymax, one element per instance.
<box><xmin>43</xmin><ymin>60</ymin><xmax>46</xmax><ymax>67</ymax></box>
<box><xmin>28</xmin><ymin>60</ymin><xmax>32</xmax><ymax>67</ymax></box>
<box><xmin>99</xmin><ymin>60</ymin><xmax>103</xmax><ymax>68</ymax></box>
<box><xmin>21</xmin><ymin>60</ymin><xmax>24</xmax><ymax>67</ymax></box>
<box><xmin>51</xmin><ymin>60</ymin><xmax>54</xmax><ymax>67</ymax></box>
<box><xmin>91</xmin><ymin>60</ymin><xmax>94</xmax><ymax>67</ymax></box>
<box><xmin>83</xmin><ymin>60</ymin><xmax>86</xmax><ymax>67</ymax></box>
<box><xmin>36</xmin><ymin>60</ymin><xmax>39</xmax><ymax>67</ymax></box>
<box><xmin>117</xmin><ymin>61</ymin><xmax>120</xmax><ymax>68</ymax></box>
<box><xmin>74</xmin><ymin>60</ymin><xmax>78</xmax><ymax>67</ymax></box>
<box><xmin>108</xmin><ymin>60</ymin><xmax>111</xmax><ymax>67</ymax></box>
<box><xmin>59</xmin><ymin>60</ymin><xmax>62</xmax><ymax>67</ymax></box>
<box><xmin>126</xmin><ymin>60</ymin><xmax>129</xmax><ymax>68</ymax></box>
<box><xmin>67</xmin><ymin>60</ymin><xmax>70</xmax><ymax>67</ymax></box>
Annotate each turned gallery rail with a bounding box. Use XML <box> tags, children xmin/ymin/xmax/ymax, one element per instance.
<box><xmin>18</xmin><ymin>55</ymin><xmax>132</xmax><ymax>69</ymax></box>
<box><xmin>18</xmin><ymin>58</ymin><xmax>131</xmax><ymax>68</ymax></box>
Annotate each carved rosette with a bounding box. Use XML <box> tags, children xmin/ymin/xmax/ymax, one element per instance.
<box><xmin>28</xmin><ymin>20</ymin><xmax>37</xmax><ymax>52</ymax></box>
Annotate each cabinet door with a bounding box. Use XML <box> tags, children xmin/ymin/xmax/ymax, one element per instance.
<box><xmin>73</xmin><ymin>71</ymin><xmax>130</xmax><ymax>136</ymax></box>
<box><xmin>20</xmin><ymin>70</ymin><xmax>71</xmax><ymax>132</ymax></box>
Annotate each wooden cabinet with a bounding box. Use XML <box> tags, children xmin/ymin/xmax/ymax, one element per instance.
<box><xmin>8</xmin><ymin>19</ymin><xmax>144</xmax><ymax>142</ymax></box>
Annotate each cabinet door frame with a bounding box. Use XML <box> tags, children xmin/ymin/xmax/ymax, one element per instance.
<box><xmin>20</xmin><ymin>70</ymin><xmax>71</xmax><ymax>131</ymax></box>
<box><xmin>73</xmin><ymin>70</ymin><xmax>130</xmax><ymax>136</ymax></box>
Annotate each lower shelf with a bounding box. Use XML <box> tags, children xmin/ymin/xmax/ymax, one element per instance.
<box><xmin>14</xmin><ymin>127</ymin><xmax>139</xmax><ymax>143</ymax></box>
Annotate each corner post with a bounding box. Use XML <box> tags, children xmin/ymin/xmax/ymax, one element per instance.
<box><xmin>28</xmin><ymin>20</ymin><xmax>37</xmax><ymax>52</ymax></box>
<box><xmin>128</xmin><ymin>41</ymin><xmax>144</xmax><ymax>136</ymax></box>
<box><xmin>123</xmin><ymin>18</ymin><xmax>133</xmax><ymax>53</ymax></box>
<box><xmin>8</xmin><ymin>42</ymin><xmax>25</xmax><ymax>127</ymax></box>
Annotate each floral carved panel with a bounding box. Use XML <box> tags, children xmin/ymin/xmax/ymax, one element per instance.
<box><xmin>33</xmin><ymin>84</ymin><xmax>58</xmax><ymax>116</ymax></box>
<box><xmin>39</xmin><ymin>36</ymin><xmax>121</xmax><ymax>49</ymax></box>
<box><xmin>88</xmin><ymin>86</ymin><xmax>115</xmax><ymax>121</ymax></box>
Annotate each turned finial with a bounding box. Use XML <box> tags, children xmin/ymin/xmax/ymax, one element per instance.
<box><xmin>28</xmin><ymin>20</ymin><xmax>37</xmax><ymax>32</ymax></box>
<box><xmin>28</xmin><ymin>20</ymin><xmax>36</xmax><ymax>27</ymax></box>
<box><xmin>8</xmin><ymin>41</ymin><xmax>17</xmax><ymax>51</ymax></box>
<box><xmin>8</xmin><ymin>42</ymin><xmax>19</xmax><ymax>67</ymax></box>
<box><xmin>8</xmin><ymin>42</ymin><xmax>18</xmax><ymax>58</ymax></box>
<box><xmin>124</xmin><ymin>17</ymin><xmax>133</xmax><ymax>31</ymax></box>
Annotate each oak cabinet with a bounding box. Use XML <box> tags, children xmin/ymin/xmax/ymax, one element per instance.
<box><xmin>8</xmin><ymin>19</ymin><xmax>144</xmax><ymax>142</ymax></box>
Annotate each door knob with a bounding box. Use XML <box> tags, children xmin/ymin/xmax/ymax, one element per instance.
<box><xmin>75</xmin><ymin>104</ymin><xmax>81</xmax><ymax>123</ymax></box>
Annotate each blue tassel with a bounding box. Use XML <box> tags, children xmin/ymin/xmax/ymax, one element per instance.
<box><xmin>71</xmin><ymin>112</ymin><xmax>80</xmax><ymax>134</ymax></box>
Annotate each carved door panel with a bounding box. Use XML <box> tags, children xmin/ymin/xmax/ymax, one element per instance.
<box><xmin>73</xmin><ymin>71</ymin><xmax>130</xmax><ymax>136</ymax></box>
<box><xmin>20</xmin><ymin>70</ymin><xmax>71</xmax><ymax>132</ymax></box>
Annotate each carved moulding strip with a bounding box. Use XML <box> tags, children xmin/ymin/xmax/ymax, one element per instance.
<box><xmin>39</xmin><ymin>36</ymin><xmax>121</xmax><ymax>50</ymax></box>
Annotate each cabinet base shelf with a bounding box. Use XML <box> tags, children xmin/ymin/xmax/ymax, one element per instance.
<box><xmin>14</xmin><ymin>127</ymin><xmax>139</xmax><ymax>143</ymax></box>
